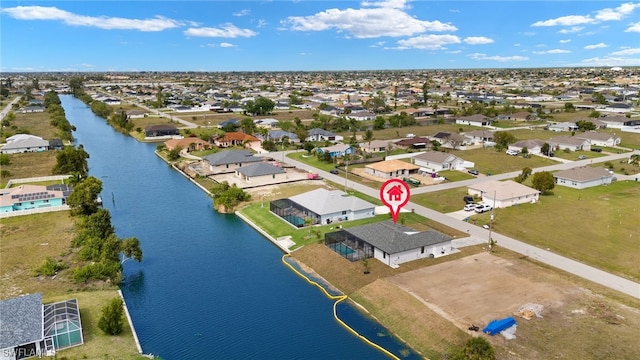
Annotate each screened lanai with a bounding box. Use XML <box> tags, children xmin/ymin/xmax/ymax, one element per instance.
<box><xmin>325</xmin><ymin>229</ymin><xmax>374</xmax><ymax>262</ymax></box>
<box><xmin>43</xmin><ymin>299</ymin><xmax>83</xmax><ymax>350</ymax></box>
<box><xmin>270</xmin><ymin>198</ymin><xmax>320</xmax><ymax>228</ymax></box>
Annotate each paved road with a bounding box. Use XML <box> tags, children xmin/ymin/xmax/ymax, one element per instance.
<box><xmin>274</xmin><ymin>150</ymin><xmax>640</xmax><ymax>299</ymax></box>
<box><xmin>0</xmin><ymin>96</ymin><xmax>21</xmax><ymax>120</ymax></box>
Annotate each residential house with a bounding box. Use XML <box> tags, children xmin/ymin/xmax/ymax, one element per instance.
<box><xmin>364</xmin><ymin>159</ymin><xmax>420</xmax><ymax>179</ymax></box>
<box><xmin>431</xmin><ymin>132</ymin><xmax>467</xmax><ymax>149</ymax></box>
<box><xmin>600</xmin><ymin>103</ymin><xmax>632</xmax><ymax>113</ymax></box>
<box><xmin>394</xmin><ymin>136</ymin><xmax>431</xmax><ymax>149</ymax></box>
<box><xmin>1</xmin><ymin>134</ymin><xmax>49</xmax><ymax>154</ymax></box>
<box><xmin>217</xmin><ymin>119</ymin><xmax>240</xmax><ymax>129</ymax></box>
<box><xmin>317</xmin><ymin>143</ymin><xmax>354</xmax><ymax>158</ymax></box>
<box><xmin>0</xmin><ymin>293</ymin><xmax>84</xmax><ymax>359</ymax></box>
<box><xmin>266</xmin><ymin>130</ymin><xmax>299</xmax><ymax>143</ymax></box>
<box><xmin>411</xmin><ymin>152</ymin><xmax>470</xmax><ymax>172</ymax></box>
<box><xmin>548</xmin><ymin>136</ymin><xmax>591</xmax><ymax>152</ymax></box>
<box><xmin>464</xmin><ymin>130</ymin><xmax>495</xmax><ymax>145</ymax></box>
<box><xmin>402</xmin><ymin>108</ymin><xmax>431</xmax><ymax>118</ymax></box>
<box><xmin>455</xmin><ymin>114</ymin><xmax>493</xmax><ymax>127</ymax></box>
<box><xmin>125</xmin><ymin>110</ymin><xmax>148</xmax><ymax>119</ymax></box>
<box><xmin>498</xmin><ymin>111</ymin><xmax>534</xmax><ymax>121</ymax></box>
<box><xmin>164</xmin><ymin>137</ymin><xmax>211</xmax><ymax>152</ymax></box>
<box><xmin>202</xmin><ymin>150</ymin><xmax>263</xmax><ymax>173</ymax></box>
<box><xmin>598</xmin><ymin>115</ymin><xmax>630</xmax><ymax>129</ymax></box>
<box><xmin>347</xmin><ymin>111</ymin><xmax>376</xmax><ymax>121</ymax></box>
<box><xmin>306</xmin><ymin>128</ymin><xmax>343</xmax><ymax>142</ymax></box>
<box><xmin>467</xmin><ymin>180</ymin><xmax>540</xmax><ymax>208</ymax></box>
<box><xmin>548</xmin><ymin>122</ymin><xmax>579</xmax><ymax>132</ymax></box>
<box><xmin>359</xmin><ymin>140</ymin><xmax>389</xmax><ymax>154</ymax></box>
<box><xmin>553</xmin><ymin>167</ymin><xmax>614</xmax><ymax>189</ymax></box>
<box><xmin>0</xmin><ymin>184</ymin><xmax>68</xmax><ymax>214</ymax></box>
<box><xmin>213</xmin><ymin>132</ymin><xmax>260</xmax><ymax>149</ymax></box>
<box><xmin>144</xmin><ymin>124</ymin><xmax>180</xmax><ymax>138</ymax></box>
<box><xmin>508</xmin><ymin>139</ymin><xmax>545</xmax><ymax>155</ymax></box>
<box><xmin>325</xmin><ymin>220</ymin><xmax>453</xmax><ymax>266</ymax></box>
<box><xmin>270</xmin><ymin>188</ymin><xmax>376</xmax><ymax>227</ymax></box>
<box><xmin>254</xmin><ymin>118</ymin><xmax>279</xmax><ymax>129</ymax></box>
<box><xmin>21</xmin><ymin>106</ymin><xmax>45</xmax><ymax>113</ymax></box>
<box><xmin>319</xmin><ymin>105</ymin><xmax>342</xmax><ymax>117</ymax></box>
<box><xmin>235</xmin><ymin>163</ymin><xmax>286</xmax><ymax>184</ymax></box>
<box><xmin>575</xmin><ymin>132</ymin><xmax>621</xmax><ymax>147</ymax></box>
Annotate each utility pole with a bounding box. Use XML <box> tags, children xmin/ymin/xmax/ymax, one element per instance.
<box><xmin>488</xmin><ymin>190</ymin><xmax>496</xmax><ymax>252</ymax></box>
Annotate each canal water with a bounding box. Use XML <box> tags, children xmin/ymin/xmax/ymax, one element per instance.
<box><xmin>61</xmin><ymin>95</ymin><xmax>420</xmax><ymax>360</ymax></box>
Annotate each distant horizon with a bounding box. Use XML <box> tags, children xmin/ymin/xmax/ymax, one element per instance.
<box><xmin>2</xmin><ymin>1</ymin><xmax>639</xmax><ymax>72</ymax></box>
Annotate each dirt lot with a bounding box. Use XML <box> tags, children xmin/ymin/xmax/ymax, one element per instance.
<box><xmin>389</xmin><ymin>252</ymin><xmax>577</xmax><ymax>328</ymax></box>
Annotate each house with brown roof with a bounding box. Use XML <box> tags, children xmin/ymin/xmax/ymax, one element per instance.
<box><xmin>213</xmin><ymin>132</ymin><xmax>261</xmax><ymax>149</ymax></box>
<box><xmin>164</xmin><ymin>137</ymin><xmax>211</xmax><ymax>152</ymax></box>
<box><xmin>364</xmin><ymin>159</ymin><xmax>419</xmax><ymax>179</ymax></box>
<box><xmin>464</xmin><ymin>130</ymin><xmax>494</xmax><ymax>145</ymax></box>
<box><xmin>467</xmin><ymin>180</ymin><xmax>540</xmax><ymax>208</ymax></box>
<box><xmin>553</xmin><ymin>167</ymin><xmax>614</xmax><ymax>189</ymax></box>
<box><xmin>359</xmin><ymin>140</ymin><xmax>389</xmax><ymax>153</ymax></box>
<box><xmin>394</xmin><ymin>136</ymin><xmax>431</xmax><ymax>149</ymax></box>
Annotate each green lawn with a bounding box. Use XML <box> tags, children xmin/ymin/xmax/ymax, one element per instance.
<box><xmin>414</xmin><ymin>180</ymin><xmax>640</xmax><ymax>282</ymax></box>
<box><xmin>288</xmin><ymin>151</ymin><xmax>338</xmax><ymax>172</ymax></box>
<box><xmin>449</xmin><ymin>147</ymin><xmax>556</xmax><ymax>175</ymax></box>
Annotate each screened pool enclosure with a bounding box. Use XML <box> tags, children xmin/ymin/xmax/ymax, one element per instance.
<box><xmin>43</xmin><ymin>299</ymin><xmax>84</xmax><ymax>350</ymax></box>
<box><xmin>270</xmin><ymin>198</ymin><xmax>320</xmax><ymax>228</ymax></box>
<box><xmin>325</xmin><ymin>230</ymin><xmax>374</xmax><ymax>262</ymax></box>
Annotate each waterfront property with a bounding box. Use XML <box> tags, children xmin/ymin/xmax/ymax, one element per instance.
<box><xmin>144</xmin><ymin>124</ymin><xmax>180</xmax><ymax>138</ymax></box>
<box><xmin>0</xmin><ymin>184</ymin><xmax>69</xmax><ymax>214</ymax></box>
<box><xmin>164</xmin><ymin>137</ymin><xmax>211</xmax><ymax>152</ymax></box>
<box><xmin>1</xmin><ymin>134</ymin><xmax>49</xmax><ymax>154</ymax></box>
<box><xmin>324</xmin><ymin>220</ymin><xmax>453</xmax><ymax>267</ymax></box>
<box><xmin>553</xmin><ymin>167</ymin><xmax>614</xmax><ymax>189</ymax></box>
<box><xmin>202</xmin><ymin>150</ymin><xmax>264</xmax><ymax>173</ymax></box>
<box><xmin>0</xmin><ymin>293</ymin><xmax>83</xmax><ymax>360</ymax></box>
<box><xmin>235</xmin><ymin>162</ymin><xmax>286</xmax><ymax>184</ymax></box>
<box><xmin>467</xmin><ymin>180</ymin><xmax>540</xmax><ymax>208</ymax></box>
<box><xmin>270</xmin><ymin>188</ymin><xmax>376</xmax><ymax>227</ymax></box>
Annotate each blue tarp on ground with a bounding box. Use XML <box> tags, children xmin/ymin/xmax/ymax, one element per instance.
<box><xmin>483</xmin><ymin>316</ymin><xmax>516</xmax><ymax>335</ymax></box>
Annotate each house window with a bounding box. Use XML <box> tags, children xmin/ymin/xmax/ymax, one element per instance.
<box><xmin>341</xmin><ymin>211</ymin><xmax>347</xmax><ymax>215</ymax></box>
<box><xmin>421</xmin><ymin>246</ymin><xmax>425</xmax><ymax>254</ymax></box>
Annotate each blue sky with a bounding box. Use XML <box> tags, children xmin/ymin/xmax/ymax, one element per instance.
<box><xmin>1</xmin><ymin>1</ymin><xmax>639</xmax><ymax>72</ymax></box>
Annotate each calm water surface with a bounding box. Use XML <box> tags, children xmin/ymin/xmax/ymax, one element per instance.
<box><xmin>62</xmin><ymin>95</ymin><xmax>420</xmax><ymax>360</ymax></box>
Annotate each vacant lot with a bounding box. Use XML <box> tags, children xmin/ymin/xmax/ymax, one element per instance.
<box><xmin>0</xmin><ymin>151</ymin><xmax>58</xmax><ymax>186</ymax></box>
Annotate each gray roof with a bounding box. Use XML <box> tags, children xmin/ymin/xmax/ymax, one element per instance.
<box><xmin>412</xmin><ymin>151</ymin><xmax>458</xmax><ymax>164</ymax></box>
<box><xmin>289</xmin><ymin>189</ymin><xmax>375</xmax><ymax>216</ymax></box>
<box><xmin>344</xmin><ymin>220</ymin><xmax>452</xmax><ymax>254</ymax></box>
<box><xmin>236</xmin><ymin>162</ymin><xmax>285</xmax><ymax>177</ymax></box>
<box><xmin>203</xmin><ymin>150</ymin><xmax>263</xmax><ymax>166</ymax></box>
<box><xmin>308</xmin><ymin>128</ymin><xmax>336</xmax><ymax>136</ymax></box>
<box><xmin>0</xmin><ymin>293</ymin><xmax>43</xmax><ymax>349</ymax></box>
<box><xmin>553</xmin><ymin>166</ymin><xmax>612</xmax><ymax>182</ymax></box>
<box><xmin>1</xmin><ymin>137</ymin><xmax>49</xmax><ymax>151</ymax></box>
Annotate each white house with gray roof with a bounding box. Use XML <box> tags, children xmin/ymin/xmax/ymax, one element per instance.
<box><xmin>1</xmin><ymin>135</ymin><xmax>49</xmax><ymax>154</ymax></box>
<box><xmin>235</xmin><ymin>162</ymin><xmax>286</xmax><ymax>184</ymax></box>
<box><xmin>275</xmin><ymin>188</ymin><xmax>375</xmax><ymax>226</ymax></box>
<box><xmin>508</xmin><ymin>139</ymin><xmax>545</xmax><ymax>155</ymax></box>
<box><xmin>553</xmin><ymin>167</ymin><xmax>614</xmax><ymax>189</ymax></box>
<box><xmin>549</xmin><ymin>136</ymin><xmax>591</xmax><ymax>152</ymax></box>
<box><xmin>331</xmin><ymin>220</ymin><xmax>453</xmax><ymax>267</ymax></box>
<box><xmin>411</xmin><ymin>152</ymin><xmax>470</xmax><ymax>172</ymax></box>
<box><xmin>203</xmin><ymin>150</ymin><xmax>263</xmax><ymax>173</ymax></box>
<box><xmin>575</xmin><ymin>132</ymin><xmax>621</xmax><ymax>147</ymax></box>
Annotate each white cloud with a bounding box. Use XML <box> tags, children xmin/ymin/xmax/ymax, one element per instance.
<box><xmin>584</xmin><ymin>42</ymin><xmax>608</xmax><ymax>50</ymax></box>
<box><xmin>558</xmin><ymin>26</ymin><xmax>584</xmax><ymax>34</ymax></box>
<box><xmin>626</xmin><ymin>21</ymin><xmax>640</xmax><ymax>32</ymax></box>
<box><xmin>532</xmin><ymin>15</ymin><xmax>594</xmax><ymax>27</ymax></box>
<box><xmin>1</xmin><ymin>6</ymin><xmax>181</xmax><ymax>31</ymax></box>
<box><xmin>610</xmin><ymin>47</ymin><xmax>640</xmax><ymax>56</ymax></box>
<box><xmin>463</xmin><ymin>36</ymin><xmax>494</xmax><ymax>45</ymax></box>
<box><xmin>220</xmin><ymin>42</ymin><xmax>235</xmax><ymax>48</ymax></box>
<box><xmin>233</xmin><ymin>9</ymin><xmax>250</xmax><ymax>17</ymax></box>
<box><xmin>559</xmin><ymin>39</ymin><xmax>571</xmax><ymax>43</ymax></box>
<box><xmin>595</xmin><ymin>2</ymin><xmax>640</xmax><ymax>21</ymax></box>
<box><xmin>185</xmin><ymin>24</ymin><xmax>257</xmax><ymax>38</ymax></box>
<box><xmin>395</xmin><ymin>34</ymin><xmax>461</xmax><ymax>49</ymax></box>
<box><xmin>532</xmin><ymin>49</ymin><xmax>571</xmax><ymax>55</ymax></box>
<box><xmin>257</xmin><ymin>19</ymin><xmax>268</xmax><ymax>28</ymax></box>
<box><xmin>469</xmin><ymin>53</ymin><xmax>529</xmax><ymax>62</ymax></box>
<box><xmin>283</xmin><ymin>0</ymin><xmax>457</xmax><ymax>38</ymax></box>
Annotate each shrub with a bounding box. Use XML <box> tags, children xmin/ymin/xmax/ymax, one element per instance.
<box><xmin>32</xmin><ymin>257</ymin><xmax>66</xmax><ymax>277</ymax></box>
<box><xmin>98</xmin><ymin>298</ymin><xmax>124</xmax><ymax>335</ymax></box>
<box><xmin>0</xmin><ymin>154</ymin><xmax>11</xmax><ymax>165</ymax></box>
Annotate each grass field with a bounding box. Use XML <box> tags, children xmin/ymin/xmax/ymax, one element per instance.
<box><xmin>413</xmin><ymin>179</ymin><xmax>640</xmax><ymax>282</ymax></box>
<box><xmin>0</xmin><ymin>211</ymin><xmax>147</xmax><ymax>359</ymax></box>
<box><xmin>0</xmin><ymin>151</ymin><xmax>57</xmax><ymax>186</ymax></box>
<box><xmin>9</xmin><ymin>111</ymin><xmax>59</xmax><ymax>139</ymax></box>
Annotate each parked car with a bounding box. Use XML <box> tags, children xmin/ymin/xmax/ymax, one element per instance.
<box><xmin>506</xmin><ymin>149</ymin><xmax>520</xmax><ymax>156</ymax></box>
<box><xmin>464</xmin><ymin>203</ymin><xmax>476</xmax><ymax>211</ymax></box>
<box><xmin>463</xmin><ymin>195</ymin><xmax>475</xmax><ymax>204</ymax></box>
<box><xmin>329</xmin><ymin>169</ymin><xmax>339</xmax><ymax>174</ymax></box>
<box><xmin>578</xmin><ymin>155</ymin><xmax>587</xmax><ymax>160</ymax></box>
<box><xmin>468</xmin><ymin>169</ymin><xmax>479</xmax><ymax>175</ymax></box>
<box><xmin>475</xmin><ymin>204</ymin><xmax>493</xmax><ymax>213</ymax></box>
<box><xmin>591</xmin><ymin>148</ymin><xmax>603</xmax><ymax>153</ymax></box>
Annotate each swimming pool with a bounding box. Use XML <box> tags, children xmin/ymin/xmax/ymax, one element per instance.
<box><xmin>329</xmin><ymin>242</ymin><xmax>355</xmax><ymax>256</ymax></box>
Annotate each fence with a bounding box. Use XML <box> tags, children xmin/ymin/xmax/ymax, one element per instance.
<box><xmin>5</xmin><ymin>175</ymin><xmax>71</xmax><ymax>188</ymax></box>
<box><xmin>0</xmin><ymin>205</ymin><xmax>70</xmax><ymax>218</ymax></box>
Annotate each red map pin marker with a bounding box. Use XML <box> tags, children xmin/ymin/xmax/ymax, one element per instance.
<box><xmin>380</xmin><ymin>179</ymin><xmax>411</xmax><ymax>223</ymax></box>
